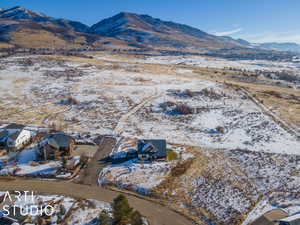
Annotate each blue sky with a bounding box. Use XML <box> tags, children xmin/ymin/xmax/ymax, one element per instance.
<box><xmin>1</xmin><ymin>0</ymin><xmax>300</xmax><ymax>44</ymax></box>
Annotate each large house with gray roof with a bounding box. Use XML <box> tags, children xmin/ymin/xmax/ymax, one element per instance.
<box><xmin>137</xmin><ymin>139</ymin><xmax>167</xmax><ymax>161</ymax></box>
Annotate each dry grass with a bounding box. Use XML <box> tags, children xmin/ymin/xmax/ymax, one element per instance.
<box><xmin>255</xmin><ymin>90</ymin><xmax>300</xmax><ymax>127</ymax></box>
<box><xmin>43</xmin><ymin>55</ymin><xmax>108</xmax><ymax>66</ymax></box>
<box><xmin>11</xmin><ymin>29</ymin><xmax>87</xmax><ymax>49</ymax></box>
<box><xmin>11</xmin><ymin>29</ymin><xmax>68</xmax><ymax>48</ymax></box>
<box><xmin>41</xmin><ymin>54</ymin><xmax>300</xmax><ymax>129</ymax></box>
<box><xmin>0</xmin><ymin>42</ymin><xmax>14</xmax><ymax>48</ymax></box>
<box><xmin>14</xmin><ymin>78</ymin><xmax>32</xmax><ymax>86</ymax></box>
<box><xmin>153</xmin><ymin>147</ymin><xmax>213</xmax><ymax>224</ymax></box>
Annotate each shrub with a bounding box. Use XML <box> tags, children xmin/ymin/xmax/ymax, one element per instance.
<box><xmin>200</xmin><ymin>88</ymin><xmax>223</xmax><ymax>100</ymax></box>
<box><xmin>67</xmin><ymin>96</ymin><xmax>79</xmax><ymax>105</ymax></box>
<box><xmin>184</xmin><ymin>89</ymin><xmax>195</xmax><ymax>97</ymax></box>
<box><xmin>170</xmin><ymin>159</ymin><xmax>193</xmax><ymax>177</ymax></box>
<box><xmin>216</xmin><ymin>126</ymin><xmax>226</xmax><ymax>134</ymax></box>
<box><xmin>174</xmin><ymin>104</ymin><xmax>193</xmax><ymax>115</ymax></box>
<box><xmin>167</xmin><ymin>150</ymin><xmax>179</xmax><ymax>161</ymax></box>
<box><xmin>159</xmin><ymin>101</ymin><xmax>176</xmax><ymax>110</ymax></box>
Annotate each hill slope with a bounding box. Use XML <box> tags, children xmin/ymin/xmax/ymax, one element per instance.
<box><xmin>255</xmin><ymin>42</ymin><xmax>300</xmax><ymax>53</ymax></box>
<box><xmin>89</xmin><ymin>12</ymin><xmax>244</xmax><ymax>49</ymax></box>
<box><xmin>0</xmin><ymin>6</ymin><xmax>89</xmax><ymax>33</ymax></box>
<box><xmin>1</xmin><ymin>6</ymin><xmax>298</xmax><ymax>55</ymax></box>
<box><xmin>0</xmin><ymin>7</ymin><xmax>135</xmax><ymax>49</ymax></box>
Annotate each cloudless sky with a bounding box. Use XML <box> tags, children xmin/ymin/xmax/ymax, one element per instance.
<box><xmin>1</xmin><ymin>0</ymin><xmax>300</xmax><ymax>43</ymax></box>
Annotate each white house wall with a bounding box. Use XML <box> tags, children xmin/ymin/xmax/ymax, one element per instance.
<box><xmin>15</xmin><ymin>129</ymin><xmax>32</xmax><ymax>148</ymax></box>
<box><xmin>7</xmin><ymin>129</ymin><xmax>33</xmax><ymax>149</ymax></box>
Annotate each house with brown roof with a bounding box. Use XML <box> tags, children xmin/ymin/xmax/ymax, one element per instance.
<box><xmin>39</xmin><ymin>132</ymin><xmax>75</xmax><ymax>160</ymax></box>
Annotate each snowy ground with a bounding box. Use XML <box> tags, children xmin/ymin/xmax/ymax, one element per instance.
<box><xmin>0</xmin><ymin>54</ymin><xmax>300</xmax><ymax>225</ymax></box>
<box><xmin>0</xmin><ymin>144</ymin><xmax>82</xmax><ymax>178</ymax></box>
<box><xmin>139</xmin><ymin>55</ymin><xmax>300</xmax><ymax>72</ymax></box>
<box><xmin>99</xmin><ymin>137</ymin><xmax>191</xmax><ymax>195</ymax></box>
<box><xmin>242</xmin><ymin>192</ymin><xmax>300</xmax><ymax>225</ymax></box>
<box><xmin>99</xmin><ymin>159</ymin><xmax>173</xmax><ymax>195</ymax></box>
<box><xmin>0</xmin><ymin>146</ymin><xmax>62</xmax><ymax>176</ymax></box>
<box><xmin>120</xmin><ymin>82</ymin><xmax>300</xmax><ymax>155</ymax></box>
<box><xmin>161</xmin><ymin>148</ymin><xmax>300</xmax><ymax>225</ymax></box>
<box><xmin>0</xmin><ymin>192</ymin><xmax>112</xmax><ymax>225</ymax></box>
<box><xmin>0</xmin><ymin>55</ymin><xmax>298</xmax><ymax>156</ymax></box>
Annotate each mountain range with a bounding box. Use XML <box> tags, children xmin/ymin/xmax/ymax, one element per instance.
<box><xmin>0</xmin><ymin>6</ymin><xmax>299</xmax><ymax>53</ymax></box>
<box><xmin>253</xmin><ymin>42</ymin><xmax>300</xmax><ymax>53</ymax></box>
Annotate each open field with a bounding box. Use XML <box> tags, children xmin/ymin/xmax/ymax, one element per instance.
<box><xmin>0</xmin><ymin>52</ymin><xmax>299</xmax><ymax>224</ymax></box>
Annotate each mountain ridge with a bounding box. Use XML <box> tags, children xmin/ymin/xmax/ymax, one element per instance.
<box><xmin>254</xmin><ymin>42</ymin><xmax>300</xmax><ymax>53</ymax></box>
<box><xmin>0</xmin><ymin>6</ymin><xmax>89</xmax><ymax>33</ymax></box>
<box><xmin>89</xmin><ymin>11</ymin><xmax>245</xmax><ymax>49</ymax></box>
<box><xmin>0</xmin><ymin>6</ymin><xmax>299</xmax><ymax>54</ymax></box>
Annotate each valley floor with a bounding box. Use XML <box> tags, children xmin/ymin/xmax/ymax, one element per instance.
<box><xmin>0</xmin><ymin>52</ymin><xmax>299</xmax><ymax>225</ymax></box>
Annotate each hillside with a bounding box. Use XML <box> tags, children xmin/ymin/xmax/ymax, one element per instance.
<box><xmin>89</xmin><ymin>12</ymin><xmax>245</xmax><ymax>49</ymax></box>
<box><xmin>0</xmin><ymin>6</ymin><xmax>299</xmax><ymax>56</ymax></box>
<box><xmin>0</xmin><ymin>6</ymin><xmax>128</xmax><ymax>49</ymax></box>
<box><xmin>255</xmin><ymin>42</ymin><xmax>300</xmax><ymax>53</ymax></box>
<box><xmin>0</xmin><ymin>6</ymin><xmax>89</xmax><ymax>32</ymax></box>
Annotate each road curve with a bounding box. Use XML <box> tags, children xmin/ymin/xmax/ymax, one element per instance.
<box><xmin>0</xmin><ymin>179</ymin><xmax>195</xmax><ymax>225</ymax></box>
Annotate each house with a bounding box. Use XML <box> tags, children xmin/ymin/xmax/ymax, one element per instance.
<box><xmin>39</xmin><ymin>132</ymin><xmax>75</xmax><ymax>160</ymax></box>
<box><xmin>137</xmin><ymin>139</ymin><xmax>167</xmax><ymax>161</ymax></box>
<box><xmin>277</xmin><ymin>213</ymin><xmax>300</xmax><ymax>225</ymax></box>
<box><xmin>0</xmin><ymin>123</ymin><xmax>33</xmax><ymax>151</ymax></box>
<box><xmin>251</xmin><ymin>209</ymin><xmax>289</xmax><ymax>225</ymax></box>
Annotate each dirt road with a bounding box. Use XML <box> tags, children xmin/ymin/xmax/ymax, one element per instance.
<box><xmin>240</xmin><ymin>87</ymin><xmax>300</xmax><ymax>139</ymax></box>
<box><xmin>0</xmin><ymin>179</ymin><xmax>195</xmax><ymax>225</ymax></box>
<box><xmin>76</xmin><ymin>136</ymin><xmax>116</xmax><ymax>186</ymax></box>
<box><xmin>114</xmin><ymin>93</ymin><xmax>161</xmax><ymax>136</ymax></box>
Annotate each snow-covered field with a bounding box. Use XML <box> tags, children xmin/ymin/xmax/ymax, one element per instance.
<box><xmin>0</xmin><ymin>55</ymin><xmax>298</xmax><ymax>156</ymax></box>
<box><xmin>120</xmin><ymin>82</ymin><xmax>300</xmax><ymax>154</ymax></box>
<box><xmin>140</xmin><ymin>55</ymin><xmax>300</xmax><ymax>72</ymax></box>
<box><xmin>0</xmin><ymin>54</ymin><xmax>300</xmax><ymax>225</ymax></box>
<box><xmin>158</xmin><ymin>148</ymin><xmax>300</xmax><ymax>225</ymax></box>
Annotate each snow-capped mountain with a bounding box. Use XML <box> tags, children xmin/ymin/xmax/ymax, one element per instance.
<box><xmin>89</xmin><ymin>12</ymin><xmax>245</xmax><ymax>49</ymax></box>
<box><xmin>254</xmin><ymin>42</ymin><xmax>300</xmax><ymax>53</ymax></box>
<box><xmin>0</xmin><ymin>6</ymin><xmax>298</xmax><ymax>55</ymax></box>
<box><xmin>0</xmin><ymin>6</ymin><xmax>47</xmax><ymax>20</ymax></box>
<box><xmin>0</xmin><ymin>6</ymin><xmax>89</xmax><ymax>33</ymax></box>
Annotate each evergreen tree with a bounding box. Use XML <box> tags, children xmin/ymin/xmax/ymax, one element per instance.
<box><xmin>99</xmin><ymin>210</ymin><xmax>112</xmax><ymax>225</ymax></box>
<box><xmin>112</xmin><ymin>194</ymin><xmax>133</xmax><ymax>225</ymax></box>
<box><xmin>60</xmin><ymin>204</ymin><xmax>66</xmax><ymax>216</ymax></box>
<box><xmin>131</xmin><ymin>210</ymin><xmax>143</xmax><ymax>225</ymax></box>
